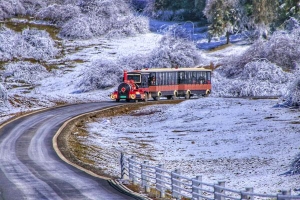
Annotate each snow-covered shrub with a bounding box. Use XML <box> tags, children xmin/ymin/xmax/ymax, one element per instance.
<box><xmin>35</xmin><ymin>4</ymin><xmax>81</xmax><ymax>26</ymax></box>
<box><xmin>119</xmin><ymin>54</ymin><xmax>149</xmax><ymax>70</ymax></box>
<box><xmin>145</xmin><ymin>25</ymin><xmax>202</xmax><ymax>68</ymax></box>
<box><xmin>0</xmin><ymin>26</ymin><xmax>19</xmax><ymax>60</ymax></box>
<box><xmin>21</xmin><ymin>0</ymin><xmax>47</xmax><ymax>15</ymax></box>
<box><xmin>0</xmin><ymin>26</ymin><xmax>58</xmax><ymax>61</ymax></box>
<box><xmin>88</xmin><ymin>0</ymin><xmax>149</xmax><ymax>37</ymax></box>
<box><xmin>0</xmin><ymin>0</ymin><xmax>26</xmax><ymax>20</ymax></box>
<box><xmin>106</xmin><ymin>15</ymin><xmax>149</xmax><ymax>38</ymax></box>
<box><xmin>21</xmin><ymin>28</ymin><xmax>59</xmax><ymax>60</ymax></box>
<box><xmin>82</xmin><ymin>0</ymin><xmax>132</xmax><ymax>17</ymax></box>
<box><xmin>0</xmin><ymin>83</ymin><xmax>8</xmax><ymax>106</ymax></box>
<box><xmin>59</xmin><ymin>0</ymin><xmax>149</xmax><ymax>39</ymax></box>
<box><xmin>3</xmin><ymin>61</ymin><xmax>50</xmax><ymax>85</ymax></box>
<box><xmin>224</xmin><ymin>28</ymin><xmax>300</xmax><ymax>75</ymax></box>
<box><xmin>280</xmin><ymin>78</ymin><xmax>300</xmax><ymax>107</ymax></box>
<box><xmin>213</xmin><ymin>61</ymin><xmax>292</xmax><ymax>97</ymax></box>
<box><xmin>60</xmin><ymin>16</ymin><xmax>93</xmax><ymax>39</ymax></box>
<box><xmin>240</xmin><ymin>61</ymin><xmax>289</xmax><ymax>84</ymax></box>
<box><xmin>289</xmin><ymin>153</ymin><xmax>300</xmax><ymax>175</ymax></box>
<box><xmin>284</xmin><ymin>17</ymin><xmax>300</xmax><ymax>32</ymax></box>
<box><xmin>77</xmin><ymin>59</ymin><xmax>125</xmax><ymax>92</ymax></box>
<box><xmin>142</xmin><ymin>0</ymin><xmax>155</xmax><ymax>17</ymax></box>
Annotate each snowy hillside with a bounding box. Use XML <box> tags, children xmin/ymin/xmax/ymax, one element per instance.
<box><xmin>84</xmin><ymin>97</ymin><xmax>300</xmax><ymax>195</ymax></box>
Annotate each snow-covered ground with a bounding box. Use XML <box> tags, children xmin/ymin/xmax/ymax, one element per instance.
<box><xmin>84</xmin><ymin>97</ymin><xmax>300</xmax><ymax>195</ymax></box>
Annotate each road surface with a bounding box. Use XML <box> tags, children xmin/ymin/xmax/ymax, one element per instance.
<box><xmin>0</xmin><ymin>102</ymin><xmax>139</xmax><ymax>200</ymax></box>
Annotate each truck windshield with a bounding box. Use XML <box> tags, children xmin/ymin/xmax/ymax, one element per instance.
<box><xmin>127</xmin><ymin>74</ymin><xmax>141</xmax><ymax>83</ymax></box>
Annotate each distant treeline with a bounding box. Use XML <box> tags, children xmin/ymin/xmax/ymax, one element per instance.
<box><xmin>139</xmin><ymin>0</ymin><xmax>300</xmax><ymax>41</ymax></box>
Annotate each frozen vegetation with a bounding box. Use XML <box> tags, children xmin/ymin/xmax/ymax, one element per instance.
<box><xmin>3</xmin><ymin>62</ymin><xmax>50</xmax><ymax>86</ymax></box>
<box><xmin>0</xmin><ymin>0</ymin><xmax>300</xmax><ymax>196</ymax></box>
<box><xmin>0</xmin><ymin>26</ymin><xmax>58</xmax><ymax>61</ymax></box>
<box><xmin>77</xmin><ymin>59</ymin><xmax>124</xmax><ymax>92</ymax></box>
<box><xmin>35</xmin><ymin>0</ymin><xmax>149</xmax><ymax>39</ymax></box>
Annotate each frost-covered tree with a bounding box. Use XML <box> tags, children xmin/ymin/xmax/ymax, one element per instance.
<box><xmin>57</xmin><ymin>0</ymin><xmax>149</xmax><ymax>39</ymax></box>
<box><xmin>222</xmin><ymin>27</ymin><xmax>300</xmax><ymax>77</ymax></box>
<box><xmin>146</xmin><ymin>25</ymin><xmax>203</xmax><ymax>68</ymax></box>
<box><xmin>3</xmin><ymin>61</ymin><xmax>50</xmax><ymax>85</ymax></box>
<box><xmin>21</xmin><ymin>28</ymin><xmax>59</xmax><ymax>60</ymax></box>
<box><xmin>0</xmin><ymin>83</ymin><xmax>8</xmax><ymax>107</ymax></box>
<box><xmin>213</xmin><ymin>25</ymin><xmax>300</xmax><ymax>98</ymax></box>
<box><xmin>289</xmin><ymin>152</ymin><xmax>300</xmax><ymax>175</ymax></box>
<box><xmin>77</xmin><ymin>59</ymin><xmax>126</xmax><ymax>92</ymax></box>
<box><xmin>0</xmin><ymin>0</ymin><xmax>26</xmax><ymax>20</ymax></box>
<box><xmin>149</xmin><ymin>0</ymin><xmax>206</xmax><ymax>21</ymax></box>
<box><xmin>280</xmin><ymin>78</ymin><xmax>300</xmax><ymax>107</ymax></box>
<box><xmin>131</xmin><ymin>0</ymin><xmax>148</xmax><ymax>12</ymax></box>
<box><xmin>119</xmin><ymin>54</ymin><xmax>149</xmax><ymax>70</ymax></box>
<box><xmin>278</xmin><ymin>0</ymin><xmax>300</xmax><ymax>24</ymax></box>
<box><xmin>252</xmin><ymin>0</ymin><xmax>278</xmax><ymax>25</ymax></box>
<box><xmin>59</xmin><ymin>16</ymin><xmax>93</xmax><ymax>39</ymax></box>
<box><xmin>20</xmin><ymin>0</ymin><xmax>47</xmax><ymax>15</ymax></box>
<box><xmin>248</xmin><ymin>0</ymin><xmax>279</xmax><ymax>39</ymax></box>
<box><xmin>213</xmin><ymin>60</ymin><xmax>292</xmax><ymax>97</ymax></box>
<box><xmin>35</xmin><ymin>4</ymin><xmax>81</xmax><ymax>26</ymax></box>
<box><xmin>0</xmin><ymin>26</ymin><xmax>59</xmax><ymax>61</ymax></box>
<box><xmin>204</xmin><ymin>0</ymin><xmax>243</xmax><ymax>44</ymax></box>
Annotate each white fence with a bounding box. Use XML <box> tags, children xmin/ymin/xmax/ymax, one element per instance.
<box><xmin>120</xmin><ymin>153</ymin><xmax>300</xmax><ymax>200</ymax></box>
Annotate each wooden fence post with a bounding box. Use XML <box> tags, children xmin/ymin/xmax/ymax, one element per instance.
<box><xmin>120</xmin><ymin>152</ymin><xmax>128</xmax><ymax>180</ymax></box>
<box><xmin>129</xmin><ymin>156</ymin><xmax>137</xmax><ymax>185</ymax></box>
<box><xmin>278</xmin><ymin>189</ymin><xmax>291</xmax><ymax>200</ymax></box>
<box><xmin>171</xmin><ymin>169</ymin><xmax>182</xmax><ymax>199</ymax></box>
<box><xmin>156</xmin><ymin>164</ymin><xmax>165</xmax><ymax>198</ymax></box>
<box><xmin>241</xmin><ymin>187</ymin><xmax>254</xmax><ymax>200</ymax></box>
<box><xmin>192</xmin><ymin>175</ymin><xmax>202</xmax><ymax>200</ymax></box>
<box><xmin>142</xmin><ymin>161</ymin><xmax>150</xmax><ymax>193</ymax></box>
<box><xmin>214</xmin><ymin>181</ymin><xmax>225</xmax><ymax>200</ymax></box>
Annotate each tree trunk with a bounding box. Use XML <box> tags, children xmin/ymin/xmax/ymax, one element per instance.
<box><xmin>226</xmin><ymin>31</ymin><xmax>230</xmax><ymax>44</ymax></box>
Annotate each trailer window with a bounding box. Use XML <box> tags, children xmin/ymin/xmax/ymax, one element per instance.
<box><xmin>149</xmin><ymin>72</ymin><xmax>156</xmax><ymax>85</ymax></box>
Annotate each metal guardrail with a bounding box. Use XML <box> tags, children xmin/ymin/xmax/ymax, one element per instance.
<box><xmin>120</xmin><ymin>153</ymin><xmax>300</xmax><ymax>200</ymax></box>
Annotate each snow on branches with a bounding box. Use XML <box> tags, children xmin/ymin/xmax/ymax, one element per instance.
<box><xmin>60</xmin><ymin>16</ymin><xmax>93</xmax><ymax>39</ymax></box>
<box><xmin>35</xmin><ymin>0</ymin><xmax>149</xmax><ymax>39</ymax></box>
<box><xmin>215</xmin><ymin>26</ymin><xmax>300</xmax><ymax>100</ymax></box>
<box><xmin>21</xmin><ymin>28</ymin><xmax>59</xmax><ymax>60</ymax></box>
<box><xmin>3</xmin><ymin>61</ymin><xmax>50</xmax><ymax>85</ymax></box>
<box><xmin>224</xmin><ymin>28</ymin><xmax>300</xmax><ymax>75</ymax></box>
<box><xmin>0</xmin><ymin>26</ymin><xmax>58</xmax><ymax>61</ymax></box>
<box><xmin>21</xmin><ymin>0</ymin><xmax>46</xmax><ymax>15</ymax></box>
<box><xmin>77</xmin><ymin>59</ymin><xmax>125</xmax><ymax>92</ymax></box>
<box><xmin>36</xmin><ymin>4</ymin><xmax>81</xmax><ymax>26</ymax></box>
<box><xmin>213</xmin><ymin>61</ymin><xmax>292</xmax><ymax>97</ymax></box>
<box><xmin>280</xmin><ymin>78</ymin><xmax>300</xmax><ymax>108</ymax></box>
<box><xmin>0</xmin><ymin>0</ymin><xmax>26</xmax><ymax>20</ymax></box>
<box><xmin>146</xmin><ymin>25</ymin><xmax>203</xmax><ymax>68</ymax></box>
<box><xmin>0</xmin><ymin>83</ymin><xmax>8</xmax><ymax>108</ymax></box>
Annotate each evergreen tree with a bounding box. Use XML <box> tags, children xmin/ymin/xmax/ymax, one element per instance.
<box><xmin>153</xmin><ymin>0</ymin><xmax>206</xmax><ymax>21</ymax></box>
<box><xmin>252</xmin><ymin>0</ymin><xmax>279</xmax><ymax>25</ymax></box>
<box><xmin>278</xmin><ymin>0</ymin><xmax>300</xmax><ymax>24</ymax></box>
<box><xmin>204</xmin><ymin>0</ymin><xmax>242</xmax><ymax>44</ymax></box>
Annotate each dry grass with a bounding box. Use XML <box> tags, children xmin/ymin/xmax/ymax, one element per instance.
<box><xmin>3</xmin><ymin>18</ymin><xmax>60</xmax><ymax>40</ymax></box>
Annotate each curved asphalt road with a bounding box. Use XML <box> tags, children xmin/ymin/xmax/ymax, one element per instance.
<box><xmin>0</xmin><ymin>102</ymin><xmax>137</xmax><ymax>200</ymax></box>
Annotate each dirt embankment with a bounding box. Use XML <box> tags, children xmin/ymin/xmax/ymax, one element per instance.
<box><xmin>56</xmin><ymin>100</ymin><xmax>183</xmax><ymax>179</ymax></box>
